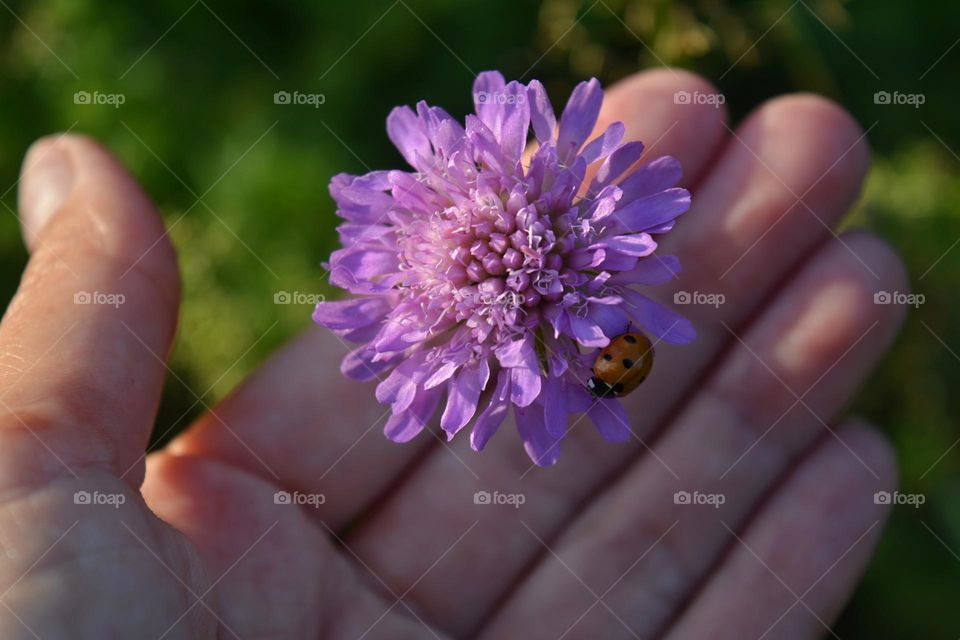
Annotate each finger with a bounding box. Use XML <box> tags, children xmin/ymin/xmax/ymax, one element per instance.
<box><xmin>163</xmin><ymin>325</ymin><xmax>434</xmax><ymax>526</ymax></box>
<box><xmin>159</xmin><ymin>68</ymin><xmax>728</xmax><ymax>532</ymax></box>
<box><xmin>342</xmin><ymin>92</ymin><xmax>871</xmax><ymax>634</ymax></box>
<box><xmin>0</xmin><ymin>134</ymin><xmax>180</xmax><ymax>488</ymax></box>
<box><xmin>477</xmin><ymin>232</ymin><xmax>906</xmax><ymax>640</ymax></box>
<box><xmin>664</xmin><ymin>421</ymin><xmax>895</xmax><ymax>640</ymax></box>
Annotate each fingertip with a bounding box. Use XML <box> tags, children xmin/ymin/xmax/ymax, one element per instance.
<box><xmin>19</xmin><ymin>134</ymin><xmax>77</xmax><ymax>248</ymax></box>
<box><xmin>600</xmin><ymin>67</ymin><xmax>729</xmax><ymax>185</ymax></box>
<box><xmin>750</xmin><ymin>93</ymin><xmax>872</xmax><ymax>196</ymax></box>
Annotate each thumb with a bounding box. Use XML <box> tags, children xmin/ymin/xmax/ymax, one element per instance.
<box><xmin>0</xmin><ymin>134</ymin><xmax>181</xmax><ymax>488</ymax></box>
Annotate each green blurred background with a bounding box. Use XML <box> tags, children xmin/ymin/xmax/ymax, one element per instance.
<box><xmin>0</xmin><ymin>0</ymin><xmax>956</xmax><ymax>636</ymax></box>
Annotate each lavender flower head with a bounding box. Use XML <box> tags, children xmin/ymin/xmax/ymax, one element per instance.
<box><xmin>313</xmin><ymin>71</ymin><xmax>694</xmax><ymax>466</ymax></box>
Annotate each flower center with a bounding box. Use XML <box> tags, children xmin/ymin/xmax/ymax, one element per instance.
<box><xmin>395</xmin><ymin>191</ymin><xmax>578</xmax><ymax>344</ymax></box>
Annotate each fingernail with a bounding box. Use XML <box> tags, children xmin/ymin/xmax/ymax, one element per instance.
<box><xmin>19</xmin><ymin>138</ymin><xmax>75</xmax><ymax>245</ymax></box>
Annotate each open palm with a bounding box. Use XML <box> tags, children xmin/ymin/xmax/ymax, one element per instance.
<box><xmin>0</xmin><ymin>69</ymin><xmax>906</xmax><ymax>639</ymax></box>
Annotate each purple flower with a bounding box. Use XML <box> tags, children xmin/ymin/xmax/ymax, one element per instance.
<box><xmin>313</xmin><ymin>71</ymin><xmax>694</xmax><ymax>466</ymax></box>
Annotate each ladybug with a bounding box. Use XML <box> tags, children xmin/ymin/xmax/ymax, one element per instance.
<box><xmin>587</xmin><ymin>332</ymin><xmax>654</xmax><ymax>398</ymax></box>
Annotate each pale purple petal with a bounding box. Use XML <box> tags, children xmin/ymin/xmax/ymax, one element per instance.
<box><xmin>618</xmin><ymin>155</ymin><xmax>683</xmax><ymax>202</ymax></box>
<box><xmin>620</xmin><ymin>288</ymin><xmax>696</xmax><ymax>344</ymax></box>
<box><xmin>312</xmin><ymin>297</ymin><xmax>390</xmax><ymax>330</ymax></box>
<box><xmin>473</xmin><ymin>71</ymin><xmax>507</xmax><ymax>128</ymax></box>
<box><xmin>341</xmin><ymin>345</ymin><xmax>399</xmax><ymax>382</ymax></box>
<box><xmin>568</xmin><ymin>313</ymin><xmax>609</xmax><ymax>348</ymax></box>
<box><xmin>557</xmin><ymin>78</ymin><xmax>602</xmax><ymax>163</ymax></box>
<box><xmin>516</xmin><ymin>400</ymin><xmax>561</xmax><ymax>466</ymax></box>
<box><xmin>387</xmin><ymin>106</ymin><xmax>431</xmax><ymax>169</ymax></box>
<box><xmin>440</xmin><ymin>359</ymin><xmax>490</xmax><ymax>437</ymax></box>
<box><xmin>609</xmin><ymin>255</ymin><xmax>681</xmax><ymax>285</ymax></box>
<box><xmin>614</xmin><ymin>188</ymin><xmax>691</xmax><ymax>233</ymax></box>
<box><xmin>471</xmin><ymin>369</ymin><xmax>511</xmax><ymax>451</ymax></box>
<box><xmin>384</xmin><ymin>385</ymin><xmax>442</xmax><ymax>443</ymax></box>
<box><xmin>527</xmin><ymin>80</ymin><xmax>556</xmax><ymax>143</ymax></box>
<box><xmin>587</xmin><ymin>399</ymin><xmax>632</xmax><ymax>442</ymax></box>
<box><xmin>578</xmin><ymin>122</ymin><xmax>625</xmax><ymax>165</ymax></box>
<box><xmin>543</xmin><ymin>373</ymin><xmax>568</xmax><ymax>438</ymax></box>
<box><xmin>589</xmin><ymin>141</ymin><xmax>644</xmax><ymax>195</ymax></box>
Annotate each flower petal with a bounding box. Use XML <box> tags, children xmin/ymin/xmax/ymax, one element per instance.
<box><xmin>587</xmin><ymin>399</ymin><xmax>632</xmax><ymax>442</ymax></box>
<box><xmin>384</xmin><ymin>385</ymin><xmax>443</xmax><ymax>443</ymax></box>
<box><xmin>543</xmin><ymin>373</ymin><xmax>568</xmax><ymax>438</ymax></box>
<box><xmin>516</xmin><ymin>400</ymin><xmax>561</xmax><ymax>466</ymax></box>
<box><xmin>608</xmin><ymin>255</ymin><xmax>682</xmax><ymax>285</ymax></box>
<box><xmin>471</xmin><ymin>369</ymin><xmax>511</xmax><ymax>451</ymax></box>
<box><xmin>387</xmin><ymin>106</ymin><xmax>431</xmax><ymax>169</ymax></box>
<box><xmin>526</xmin><ymin>79</ymin><xmax>556</xmax><ymax>143</ymax></box>
<box><xmin>312</xmin><ymin>297</ymin><xmax>390</xmax><ymax>330</ymax></box>
<box><xmin>620</xmin><ymin>288</ymin><xmax>696</xmax><ymax>344</ymax></box>
<box><xmin>618</xmin><ymin>155</ymin><xmax>683</xmax><ymax>202</ymax></box>
<box><xmin>441</xmin><ymin>359</ymin><xmax>491</xmax><ymax>437</ymax></box>
<box><xmin>568</xmin><ymin>313</ymin><xmax>609</xmax><ymax>348</ymax></box>
<box><xmin>341</xmin><ymin>345</ymin><xmax>399</xmax><ymax>382</ymax></box>
<box><xmin>497</xmin><ymin>335</ymin><xmax>542</xmax><ymax>407</ymax></box>
<box><xmin>614</xmin><ymin>188</ymin><xmax>691</xmax><ymax>233</ymax></box>
<box><xmin>473</xmin><ymin>71</ymin><xmax>507</xmax><ymax>129</ymax></box>
<box><xmin>588</xmin><ymin>140</ymin><xmax>644</xmax><ymax>195</ymax></box>
<box><xmin>557</xmin><ymin>78</ymin><xmax>603</xmax><ymax>163</ymax></box>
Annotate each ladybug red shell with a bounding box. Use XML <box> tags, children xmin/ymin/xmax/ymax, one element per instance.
<box><xmin>587</xmin><ymin>332</ymin><xmax>654</xmax><ymax>398</ymax></box>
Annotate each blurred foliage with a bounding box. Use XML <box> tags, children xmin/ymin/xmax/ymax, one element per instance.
<box><xmin>0</xmin><ymin>0</ymin><xmax>957</xmax><ymax>636</ymax></box>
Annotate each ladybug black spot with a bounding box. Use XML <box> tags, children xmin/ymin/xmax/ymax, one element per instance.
<box><xmin>622</xmin><ymin>358</ymin><xmax>634</xmax><ymax>369</ymax></box>
<box><xmin>602</xmin><ymin>353</ymin><xmax>613</xmax><ymax>361</ymax></box>
<box><xmin>613</xmin><ymin>383</ymin><xmax>625</xmax><ymax>393</ymax></box>
<box><xmin>623</xmin><ymin>334</ymin><xmax>637</xmax><ymax>344</ymax></box>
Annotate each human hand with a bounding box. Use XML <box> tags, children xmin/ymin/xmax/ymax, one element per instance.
<box><xmin>0</xmin><ymin>68</ymin><xmax>906</xmax><ymax>639</ymax></box>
